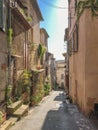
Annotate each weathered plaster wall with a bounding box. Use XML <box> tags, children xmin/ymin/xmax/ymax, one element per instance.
<box><xmin>85</xmin><ymin>10</ymin><xmax>98</xmax><ymax>113</ymax></box>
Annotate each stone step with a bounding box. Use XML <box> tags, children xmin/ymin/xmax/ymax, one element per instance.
<box><xmin>8</xmin><ymin>117</ymin><xmax>18</xmax><ymax>125</ymax></box>
<box><xmin>0</xmin><ymin>120</ymin><xmax>12</xmax><ymax>130</ymax></box>
<box><xmin>7</xmin><ymin>100</ymin><xmax>23</xmax><ymax>114</ymax></box>
<box><xmin>12</xmin><ymin>105</ymin><xmax>29</xmax><ymax>118</ymax></box>
<box><xmin>0</xmin><ymin>111</ymin><xmax>6</xmax><ymax>126</ymax></box>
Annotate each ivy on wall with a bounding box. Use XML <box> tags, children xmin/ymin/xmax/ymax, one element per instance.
<box><xmin>37</xmin><ymin>44</ymin><xmax>46</xmax><ymax>58</ymax></box>
<box><xmin>17</xmin><ymin>70</ymin><xmax>32</xmax><ymax>104</ymax></box>
<box><xmin>8</xmin><ymin>28</ymin><xmax>13</xmax><ymax>44</ymax></box>
<box><xmin>77</xmin><ymin>0</ymin><xmax>98</xmax><ymax>20</ymax></box>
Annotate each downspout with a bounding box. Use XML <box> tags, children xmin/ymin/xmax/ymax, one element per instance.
<box><xmin>24</xmin><ymin>31</ymin><xmax>28</xmax><ymax>70</ymax></box>
<box><xmin>6</xmin><ymin>0</ymin><xmax>13</xmax><ymax>104</ymax></box>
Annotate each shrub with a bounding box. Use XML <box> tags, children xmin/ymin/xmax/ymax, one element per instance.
<box><xmin>44</xmin><ymin>82</ymin><xmax>51</xmax><ymax>96</ymax></box>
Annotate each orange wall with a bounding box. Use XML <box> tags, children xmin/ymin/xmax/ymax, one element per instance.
<box><xmin>85</xmin><ymin>10</ymin><xmax>98</xmax><ymax>113</ymax></box>
<box><xmin>69</xmin><ymin>7</ymin><xmax>98</xmax><ymax>114</ymax></box>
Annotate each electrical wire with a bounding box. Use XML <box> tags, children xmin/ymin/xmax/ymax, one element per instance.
<box><xmin>40</xmin><ymin>0</ymin><xmax>68</xmax><ymax>9</ymax></box>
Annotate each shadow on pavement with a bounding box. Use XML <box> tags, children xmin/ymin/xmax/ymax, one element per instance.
<box><xmin>54</xmin><ymin>91</ymin><xmax>66</xmax><ymax>102</ymax></box>
<box><xmin>41</xmin><ymin>92</ymin><xmax>78</xmax><ymax>130</ymax></box>
<box><xmin>41</xmin><ymin>108</ymin><xmax>79</xmax><ymax>130</ymax></box>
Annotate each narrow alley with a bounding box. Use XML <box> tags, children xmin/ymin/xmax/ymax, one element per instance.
<box><xmin>9</xmin><ymin>90</ymin><xmax>96</xmax><ymax>130</ymax></box>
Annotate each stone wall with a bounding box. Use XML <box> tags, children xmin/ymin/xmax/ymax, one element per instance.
<box><xmin>0</xmin><ymin>31</ymin><xmax>7</xmax><ymax>113</ymax></box>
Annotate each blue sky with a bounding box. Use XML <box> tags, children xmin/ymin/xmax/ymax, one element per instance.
<box><xmin>37</xmin><ymin>0</ymin><xmax>68</xmax><ymax>60</ymax></box>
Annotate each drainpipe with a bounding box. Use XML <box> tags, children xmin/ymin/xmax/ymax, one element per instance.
<box><xmin>8</xmin><ymin>0</ymin><xmax>12</xmax><ymax>85</ymax></box>
<box><xmin>24</xmin><ymin>31</ymin><xmax>27</xmax><ymax>70</ymax></box>
<box><xmin>6</xmin><ymin>0</ymin><xmax>12</xmax><ymax>102</ymax></box>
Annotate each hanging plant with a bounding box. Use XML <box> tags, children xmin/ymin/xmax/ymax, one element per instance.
<box><xmin>37</xmin><ymin>44</ymin><xmax>46</xmax><ymax>58</ymax></box>
<box><xmin>77</xmin><ymin>0</ymin><xmax>98</xmax><ymax>20</ymax></box>
<box><xmin>26</xmin><ymin>16</ymin><xmax>32</xmax><ymax>22</ymax></box>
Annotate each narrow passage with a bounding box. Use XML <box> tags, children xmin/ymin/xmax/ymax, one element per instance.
<box><xmin>10</xmin><ymin>90</ymin><xmax>95</xmax><ymax>130</ymax></box>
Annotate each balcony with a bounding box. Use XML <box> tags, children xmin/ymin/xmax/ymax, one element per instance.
<box><xmin>11</xmin><ymin>1</ymin><xmax>31</xmax><ymax>30</ymax></box>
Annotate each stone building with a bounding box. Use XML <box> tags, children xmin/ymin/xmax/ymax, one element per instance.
<box><xmin>47</xmin><ymin>53</ymin><xmax>56</xmax><ymax>89</ymax></box>
<box><xmin>0</xmin><ymin>22</ymin><xmax>8</xmax><ymax>115</ymax></box>
<box><xmin>40</xmin><ymin>28</ymin><xmax>49</xmax><ymax>69</ymax></box>
<box><xmin>30</xmin><ymin>28</ymin><xmax>49</xmax><ymax>106</ymax></box>
<box><xmin>10</xmin><ymin>0</ymin><xmax>43</xmax><ymax>99</ymax></box>
<box><xmin>56</xmin><ymin>60</ymin><xmax>65</xmax><ymax>89</ymax></box>
<box><xmin>66</xmin><ymin>0</ymin><xmax>98</xmax><ymax>114</ymax></box>
<box><xmin>63</xmin><ymin>52</ymin><xmax>69</xmax><ymax>93</ymax></box>
<box><xmin>0</xmin><ymin>0</ymin><xmax>44</xmax><ymax>121</ymax></box>
<box><xmin>0</xmin><ymin>0</ymin><xmax>11</xmax><ymax>117</ymax></box>
<box><xmin>50</xmin><ymin>56</ymin><xmax>56</xmax><ymax>89</ymax></box>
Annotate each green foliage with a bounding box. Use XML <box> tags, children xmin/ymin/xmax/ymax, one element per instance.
<box><xmin>31</xmin><ymin>94</ymin><xmax>42</xmax><ymax>105</ymax></box>
<box><xmin>6</xmin><ymin>85</ymin><xmax>13</xmax><ymax>106</ymax></box>
<box><xmin>6</xmin><ymin>85</ymin><xmax>12</xmax><ymax>96</ymax></box>
<box><xmin>7</xmin><ymin>98</ymin><xmax>13</xmax><ymax>106</ymax></box>
<box><xmin>8</xmin><ymin>28</ymin><xmax>13</xmax><ymax>43</ymax></box>
<box><xmin>11</xmin><ymin>48</ymin><xmax>16</xmax><ymax>55</ymax></box>
<box><xmin>17</xmin><ymin>70</ymin><xmax>32</xmax><ymax>104</ymax></box>
<box><xmin>44</xmin><ymin>82</ymin><xmax>51</xmax><ymax>95</ymax></box>
<box><xmin>33</xmin><ymin>70</ymin><xmax>39</xmax><ymax>75</ymax></box>
<box><xmin>26</xmin><ymin>16</ymin><xmax>32</xmax><ymax>22</ymax></box>
<box><xmin>19</xmin><ymin>8</ymin><xmax>32</xmax><ymax>22</ymax></box>
<box><xmin>37</xmin><ymin>44</ymin><xmax>46</xmax><ymax>58</ymax></box>
<box><xmin>77</xmin><ymin>0</ymin><xmax>98</xmax><ymax>20</ymax></box>
<box><xmin>17</xmin><ymin>70</ymin><xmax>32</xmax><ymax>95</ymax></box>
<box><xmin>19</xmin><ymin>8</ymin><xmax>26</xmax><ymax>18</ymax></box>
<box><xmin>31</xmin><ymin>43</ymin><xmax>37</xmax><ymax>50</ymax></box>
<box><xmin>17</xmin><ymin>70</ymin><xmax>32</xmax><ymax>100</ymax></box>
<box><xmin>0</xmin><ymin>112</ymin><xmax>2</xmax><ymax>122</ymax></box>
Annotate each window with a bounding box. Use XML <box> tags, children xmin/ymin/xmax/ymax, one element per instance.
<box><xmin>73</xmin><ymin>25</ymin><xmax>78</xmax><ymax>52</ymax></box>
<box><xmin>75</xmin><ymin>0</ymin><xmax>77</xmax><ymax>13</ymax></box>
<box><xmin>45</xmin><ymin>66</ymin><xmax>48</xmax><ymax>77</ymax></box>
<box><xmin>61</xmin><ymin>82</ymin><xmax>64</xmax><ymax>88</ymax></box>
<box><xmin>68</xmin><ymin>38</ymin><xmax>72</xmax><ymax>56</ymax></box>
<box><xmin>61</xmin><ymin>74</ymin><xmax>64</xmax><ymax>79</ymax></box>
<box><xmin>0</xmin><ymin>0</ymin><xmax>6</xmax><ymax>31</ymax></box>
<box><xmin>69</xmin><ymin>12</ymin><xmax>71</xmax><ymax>28</ymax></box>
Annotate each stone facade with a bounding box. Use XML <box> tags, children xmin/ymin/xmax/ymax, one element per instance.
<box><xmin>0</xmin><ymin>0</ymin><xmax>44</xmax><ymax>114</ymax></box>
<box><xmin>56</xmin><ymin>60</ymin><xmax>65</xmax><ymax>89</ymax></box>
<box><xmin>0</xmin><ymin>31</ymin><xmax>7</xmax><ymax>113</ymax></box>
<box><xmin>40</xmin><ymin>28</ymin><xmax>49</xmax><ymax>73</ymax></box>
<box><xmin>50</xmin><ymin>57</ymin><xmax>56</xmax><ymax>89</ymax></box>
<box><xmin>63</xmin><ymin>53</ymin><xmax>69</xmax><ymax>93</ymax></box>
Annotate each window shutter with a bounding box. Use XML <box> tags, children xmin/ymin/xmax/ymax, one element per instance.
<box><xmin>0</xmin><ymin>0</ymin><xmax>6</xmax><ymax>31</ymax></box>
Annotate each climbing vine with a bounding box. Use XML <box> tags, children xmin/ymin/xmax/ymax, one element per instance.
<box><xmin>8</xmin><ymin>28</ymin><xmax>13</xmax><ymax>44</ymax></box>
<box><xmin>37</xmin><ymin>44</ymin><xmax>46</xmax><ymax>58</ymax></box>
<box><xmin>17</xmin><ymin>70</ymin><xmax>32</xmax><ymax>104</ymax></box>
<box><xmin>77</xmin><ymin>0</ymin><xmax>98</xmax><ymax>20</ymax></box>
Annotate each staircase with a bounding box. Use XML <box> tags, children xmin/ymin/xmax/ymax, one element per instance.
<box><xmin>7</xmin><ymin>100</ymin><xmax>29</xmax><ymax>119</ymax></box>
<box><xmin>0</xmin><ymin>100</ymin><xmax>29</xmax><ymax>130</ymax></box>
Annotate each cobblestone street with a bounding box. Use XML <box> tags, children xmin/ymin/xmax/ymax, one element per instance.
<box><xmin>10</xmin><ymin>90</ymin><xmax>97</xmax><ymax>130</ymax></box>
